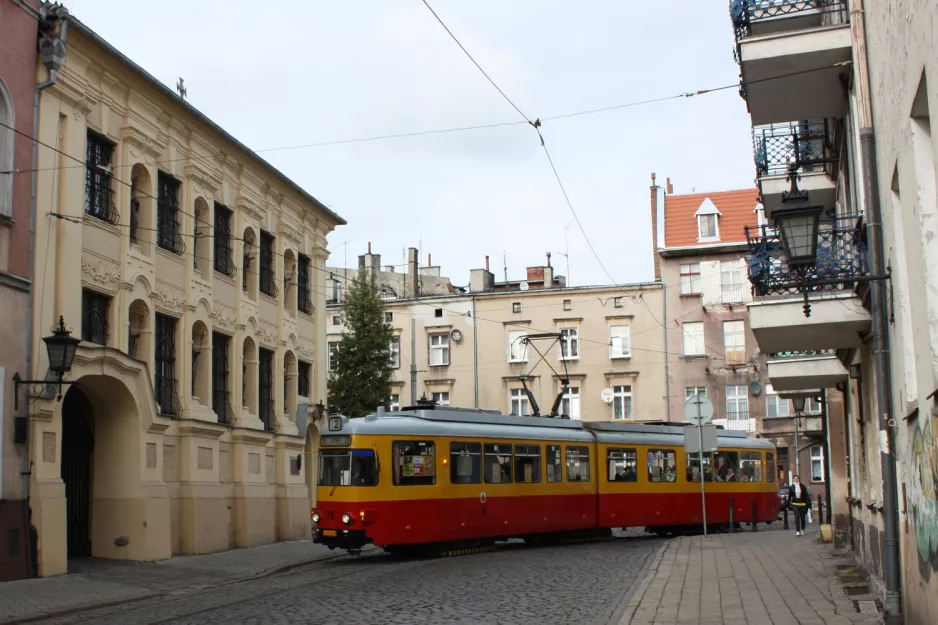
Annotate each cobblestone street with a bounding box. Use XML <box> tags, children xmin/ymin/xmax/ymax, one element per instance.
<box><xmin>38</xmin><ymin>536</ymin><xmax>663</xmax><ymax>625</ymax></box>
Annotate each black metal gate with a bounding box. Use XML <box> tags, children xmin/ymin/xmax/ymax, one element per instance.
<box><xmin>61</xmin><ymin>389</ymin><xmax>94</xmax><ymax>559</ymax></box>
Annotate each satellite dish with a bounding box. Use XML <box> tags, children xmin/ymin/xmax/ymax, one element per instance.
<box><xmin>520</xmin><ymin>282</ymin><xmax>529</xmax><ymax>291</ymax></box>
<box><xmin>749</xmin><ymin>381</ymin><xmax>762</xmax><ymax>396</ymax></box>
<box><xmin>600</xmin><ymin>388</ymin><xmax>614</xmax><ymax>404</ymax></box>
<box><xmin>451</xmin><ymin>329</ymin><xmax>463</xmax><ymax>343</ymax></box>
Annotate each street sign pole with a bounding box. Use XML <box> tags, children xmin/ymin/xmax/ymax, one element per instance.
<box><xmin>697</xmin><ymin>397</ymin><xmax>707</xmax><ymax>537</ymax></box>
<box><xmin>685</xmin><ymin>394</ymin><xmax>714</xmax><ymax>538</ymax></box>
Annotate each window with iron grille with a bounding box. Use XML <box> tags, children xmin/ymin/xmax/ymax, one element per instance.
<box><xmin>154</xmin><ymin>314</ymin><xmax>180</xmax><ymax>417</ymax></box>
<box><xmin>129</xmin><ymin>178</ymin><xmax>139</xmax><ymax>243</ymax></box>
<box><xmin>157</xmin><ymin>173</ymin><xmax>184</xmax><ymax>254</ymax></box>
<box><xmin>298</xmin><ymin>254</ymin><xmax>311</xmax><ymax>314</ymax></box>
<box><xmin>298</xmin><ymin>361</ymin><xmax>311</xmax><ymax>398</ymax></box>
<box><xmin>81</xmin><ymin>289</ymin><xmax>109</xmax><ymax>345</ymax></box>
<box><xmin>213</xmin><ymin>203</ymin><xmax>235</xmax><ymax>277</ymax></box>
<box><xmin>212</xmin><ymin>332</ymin><xmax>232</xmax><ymax>425</ymax></box>
<box><xmin>259</xmin><ymin>231</ymin><xmax>277</xmax><ymax>297</ymax></box>
<box><xmin>84</xmin><ymin>132</ymin><xmax>117</xmax><ymax>223</ymax></box>
<box><xmin>259</xmin><ymin>347</ymin><xmax>274</xmax><ymax>431</ymax></box>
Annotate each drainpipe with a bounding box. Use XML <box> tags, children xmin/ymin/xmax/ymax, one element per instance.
<box><xmin>471</xmin><ymin>294</ymin><xmax>479</xmax><ymax>408</ymax></box>
<box><xmin>851</xmin><ymin>0</ymin><xmax>902</xmax><ymax>619</ymax></box>
<box><xmin>662</xmin><ymin>281</ymin><xmax>671</xmax><ymax>422</ymax></box>
<box><xmin>22</xmin><ymin>4</ymin><xmax>68</xmax><ymax>579</ymax></box>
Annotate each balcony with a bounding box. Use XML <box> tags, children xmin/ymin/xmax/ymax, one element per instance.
<box><xmin>714</xmin><ymin>411</ymin><xmax>756</xmax><ymax>433</ymax></box>
<box><xmin>766</xmin><ymin>349</ymin><xmax>848</xmax><ymax>392</ymax></box>
<box><xmin>731</xmin><ymin>0</ymin><xmax>852</xmax><ymax>126</ymax></box>
<box><xmin>753</xmin><ymin>120</ymin><xmax>837</xmax><ymax>220</ymax></box>
<box><xmin>745</xmin><ymin>214</ymin><xmax>872</xmax><ymax>353</ymax></box>
<box><xmin>721</xmin><ymin>282</ymin><xmax>746</xmax><ymax>305</ymax></box>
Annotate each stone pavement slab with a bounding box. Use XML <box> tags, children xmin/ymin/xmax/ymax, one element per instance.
<box><xmin>619</xmin><ymin>528</ymin><xmax>884</xmax><ymax>625</ymax></box>
<box><xmin>0</xmin><ymin>540</ymin><xmax>340</xmax><ymax>624</ymax></box>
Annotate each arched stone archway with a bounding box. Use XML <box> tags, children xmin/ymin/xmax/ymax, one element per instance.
<box><xmin>304</xmin><ymin>422</ymin><xmax>321</xmax><ymax>508</ymax></box>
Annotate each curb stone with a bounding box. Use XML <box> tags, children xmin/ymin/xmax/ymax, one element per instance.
<box><xmin>614</xmin><ymin>539</ymin><xmax>671</xmax><ymax>625</ymax></box>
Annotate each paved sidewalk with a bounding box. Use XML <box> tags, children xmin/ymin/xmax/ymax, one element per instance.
<box><xmin>619</xmin><ymin>528</ymin><xmax>883</xmax><ymax>625</ymax></box>
<box><xmin>0</xmin><ymin>540</ymin><xmax>341</xmax><ymax>624</ymax></box>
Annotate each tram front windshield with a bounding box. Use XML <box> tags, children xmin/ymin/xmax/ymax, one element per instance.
<box><xmin>319</xmin><ymin>449</ymin><xmax>378</xmax><ymax>486</ymax></box>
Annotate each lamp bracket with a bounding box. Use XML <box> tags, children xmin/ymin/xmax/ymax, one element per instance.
<box><xmin>11</xmin><ymin>372</ymin><xmax>77</xmax><ymax>410</ymax></box>
<box><xmin>781</xmin><ymin>163</ymin><xmax>809</xmax><ymax>203</ymax></box>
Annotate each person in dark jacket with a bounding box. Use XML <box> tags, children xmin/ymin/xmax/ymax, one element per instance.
<box><xmin>788</xmin><ymin>474</ymin><xmax>811</xmax><ymax>536</ymax></box>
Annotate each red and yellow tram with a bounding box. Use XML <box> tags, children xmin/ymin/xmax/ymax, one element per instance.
<box><xmin>311</xmin><ymin>407</ymin><xmax>778</xmax><ymax>553</ymax></box>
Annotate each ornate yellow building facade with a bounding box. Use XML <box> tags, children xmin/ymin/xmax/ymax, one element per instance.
<box><xmin>26</xmin><ymin>14</ymin><xmax>343</xmax><ymax>576</ymax></box>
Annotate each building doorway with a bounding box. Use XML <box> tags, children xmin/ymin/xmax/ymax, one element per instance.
<box><xmin>61</xmin><ymin>388</ymin><xmax>94</xmax><ymax>559</ymax></box>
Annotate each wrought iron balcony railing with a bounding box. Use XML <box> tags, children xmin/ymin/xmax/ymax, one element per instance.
<box><xmin>745</xmin><ymin>214</ymin><xmax>868</xmax><ymax>297</ymax></box>
<box><xmin>753</xmin><ymin>120</ymin><xmax>835</xmax><ymax>178</ymax></box>
<box><xmin>730</xmin><ymin>0</ymin><xmax>849</xmax><ymax>43</ymax></box>
<box><xmin>769</xmin><ymin>349</ymin><xmax>836</xmax><ymax>358</ymax></box>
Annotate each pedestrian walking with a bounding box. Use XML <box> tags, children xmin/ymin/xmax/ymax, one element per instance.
<box><xmin>788</xmin><ymin>474</ymin><xmax>811</xmax><ymax>536</ymax></box>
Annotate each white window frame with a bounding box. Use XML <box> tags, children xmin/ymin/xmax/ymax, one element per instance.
<box><xmin>765</xmin><ymin>383</ymin><xmax>791</xmax><ymax>418</ymax></box>
<box><xmin>389</xmin><ymin>394</ymin><xmax>401</xmax><ymax>412</ymax></box>
<box><xmin>725</xmin><ymin>385</ymin><xmax>749</xmax><ymax>421</ymax></box>
<box><xmin>431</xmin><ymin>391</ymin><xmax>450</xmax><ymax>406</ymax></box>
<box><xmin>810</xmin><ymin>445</ymin><xmax>826</xmax><ymax>482</ymax></box>
<box><xmin>720</xmin><ymin>260</ymin><xmax>744</xmax><ymax>304</ymax></box>
<box><xmin>389</xmin><ymin>336</ymin><xmax>400</xmax><ymax>369</ymax></box>
<box><xmin>613</xmin><ymin>297</ymin><xmax>623</xmax><ymax>308</ymax></box>
<box><xmin>682</xmin><ymin>322</ymin><xmax>705</xmax><ymax>356</ymax></box>
<box><xmin>805</xmin><ymin>397</ymin><xmax>822</xmax><ymax>415</ymax></box>
<box><xmin>509</xmin><ymin>388</ymin><xmax>530</xmax><ymax>416</ymax></box>
<box><xmin>612</xmin><ymin>385</ymin><xmax>632</xmax><ymax>420</ymax></box>
<box><xmin>507</xmin><ymin>329</ymin><xmax>528</xmax><ymax>363</ymax></box>
<box><xmin>0</xmin><ymin>79</ymin><xmax>13</xmax><ymax>219</ymax></box>
<box><xmin>685</xmin><ymin>386</ymin><xmax>707</xmax><ymax>399</ymax></box>
<box><xmin>327</xmin><ymin>341</ymin><xmax>338</xmax><ymax>372</ymax></box>
<box><xmin>679</xmin><ymin>263</ymin><xmax>701</xmax><ymax>295</ymax></box>
<box><xmin>429</xmin><ymin>333</ymin><xmax>450</xmax><ymax>367</ymax></box>
<box><xmin>561</xmin><ymin>386</ymin><xmax>580</xmax><ymax>420</ymax></box>
<box><xmin>697</xmin><ymin>214</ymin><xmax>719</xmax><ymax>241</ymax></box>
<box><xmin>559</xmin><ymin>326</ymin><xmax>579</xmax><ymax>360</ymax></box>
<box><xmin>609</xmin><ymin>325</ymin><xmax>630</xmax><ymax>359</ymax></box>
<box><xmin>723</xmin><ymin>320</ymin><xmax>746</xmax><ymax>364</ymax></box>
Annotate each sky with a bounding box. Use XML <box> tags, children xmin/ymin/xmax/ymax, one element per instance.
<box><xmin>68</xmin><ymin>0</ymin><xmax>758</xmax><ymax>288</ymax></box>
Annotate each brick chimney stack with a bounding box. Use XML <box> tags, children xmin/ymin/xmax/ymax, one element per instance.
<box><xmin>650</xmin><ymin>173</ymin><xmax>661</xmax><ymax>281</ymax></box>
<box><xmin>666</xmin><ymin>177</ymin><xmax>673</xmax><ymax>194</ymax></box>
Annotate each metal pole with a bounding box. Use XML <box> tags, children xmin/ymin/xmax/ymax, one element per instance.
<box><xmin>821</xmin><ymin>389</ymin><xmax>834</xmax><ymax>523</ymax></box>
<box><xmin>410</xmin><ymin>317</ymin><xmax>417</xmax><ymax>405</ymax></box>
<box><xmin>794</xmin><ymin>414</ymin><xmax>800</xmax><ymax>475</ymax></box>
<box><xmin>471</xmin><ymin>295</ymin><xmax>479</xmax><ymax>408</ymax></box>
<box><xmin>697</xmin><ymin>397</ymin><xmax>707</xmax><ymax>537</ymax></box>
<box><xmin>663</xmin><ymin>282</ymin><xmax>672</xmax><ymax>422</ymax></box>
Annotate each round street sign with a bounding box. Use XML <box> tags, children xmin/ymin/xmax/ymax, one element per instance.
<box><xmin>684</xmin><ymin>395</ymin><xmax>714</xmax><ymax>425</ymax></box>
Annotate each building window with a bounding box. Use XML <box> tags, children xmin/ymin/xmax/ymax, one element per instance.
<box><xmin>686</xmin><ymin>386</ymin><xmax>707</xmax><ymax>399</ymax></box>
<box><xmin>258</xmin><ymin>347</ymin><xmax>274</xmax><ymax>431</ymax></box>
<box><xmin>156</xmin><ymin>172</ymin><xmax>184</xmax><ymax>254</ymax></box>
<box><xmin>680</xmin><ymin>263</ymin><xmax>701</xmax><ymax>295</ymax></box>
<box><xmin>697</xmin><ymin>214</ymin><xmax>719</xmax><ymax>240</ymax></box>
<box><xmin>559</xmin><ymin>327</ymin><xmax>579</xmax><ymax>360</ymax></box>
<box><xmin>259</xmin><ymin>231</ymin><xmax>277</xmax><ymax>298</ymax></box>
<box><xmin>805</xmin><ymin>397</ymin><xmax>822</xmax><ymax>415</ymax></box>
<box><xmin>84</xmin><ymin>131</ymin><xmax>117</xmax><ymax>223</ymax></box>
<box><xmin>389</xmin><ymin>394</ymin><xmax>401</xmax><ymax>411</ymax></box>
<box><xmin>434</xmin><ymin>308</ymin><xmax>443</xmax><ymax>318</ymax></box>
<box><xmin>213</xmin><ymin>203</ymin><xmax>236</xmax><ymax>277</ymax></box>
<box><xmin>682</xmin><ymin>322</ymin><xmax>705</xmax><ymax>356</ymax></box>
<box><xmin>563</xmin><ymin>299</ymin><xmax>572</xmax><ymax>311</ymax></box>
<box><xmin>81</xmin><ymin>289</ymin><xmax>109</xmax><ymax>345</ymax></box>
<box><xmin>509</xmin><ymin>388</ymin><xmax>530</xmax><ymax>416</ymax></box>
<box><xmin>810</xmin><ymin>446</ymin><xmax>825</xmax><ymax>482</ymax></box>
<box><xmin>331</xmin><ymin>279</ymin><xmax>342</xmax><ymax>304</ymax></box>
<box><xmin>212</xmin><ymin>332</ymin><xmax>232</xmax><ymax>425</ymax></box>
<box><xmin>389</xmin><ymin>337</ymin><xmax>400</xmax><ymax>369</ymax></box>
<box><xmin>612</xmin><ymin>385</ymin><xmax>632</xmax><ymax>420</ymax></box>
<box><xmin>332</xmin><ymin>315</ymin><xmax>340</xmax><ymax>326</ymax></box>
<box><xmin>723</xmin><ymin>320</ymin><xmax>746</xmax><ymax>365</ymax></box>
<box><xmin>512</xmin><ymin>302</ymin><xmax>522</xmax><ymax>313</ymax></box>
<box><xmin>431</xmin><ymin>391</ymin><xmax>450</xmax><ymax>406</ymax></box>
<box><xmin>507</xmin><ymin>329</ymin><xmax>528</xmax><ymax>363</ymax></box>
<box><xmin>726</xmin><ymin>385</ymin><xmax>749</xmax><ymax>422</ymax></box>
<box><xmin>561</xmin><ymin>386</ymin><xmax>580</xmax><ymax>420</ymax></box>
<box><xmin>155</xmin><ymin>313</ymin><xmax>180</xmax><ymax>417</ymax></box>
<box><xmin>297</xmin><ymin>254</ymin><xmax>311</xmax><ymax>314</ymax></box>
<box><xmin>613</xmin><ymin>297</ymin><xmax>624</xmax><ymax>308</ymax></box>
<box><xmin>0</xmin><ymin>80</ymin><xmax>13</xmax><ymax>218</ymax></box>
<box><xmin>327</xmin><ymin>341</ymin><xmax>338</xmax><ymax>372</ymax></box>
<box><xmin>765</xmin><ymin>383</ymin><xmax>791</xmax><ymax>418</ymax></box>
<box><xmin>298</xmin><ymin>361</ymin><xmax>311</xmax><ymax>398</ymax></box>
<box><xmin>429</xmin><ymin>334</ymin><xmax>450</xmax><ymax>366</ymax></box>
<box><xmin>720</xmin><ymin>260</ymin><xmax>743</xmax><ymax>304</ymax></box>
<box><xmin>385</xmin><ymin>312</ymin><xmax>394</xmax><ymax>323</ymax></box>
<box><xmin>609</xmin><ymin>325</ymin><xmax>630</xmax><ymax>358</ymax></box>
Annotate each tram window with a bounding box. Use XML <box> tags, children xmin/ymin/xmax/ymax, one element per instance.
<box><xmin>685</xmin><ymin>452</ymin><xmax>713</xmax><ymax>483</ymax></box>
<box><xmin>484</xmin><ymin>443</ymin><xmax>513</xmax><ymax>484</ymax></box>
<box><xmin>450</xmin><ymin>442</ymin><xmax>482</xmax><ymax>484</ymax></box>
<box><xmin>740</xmin><ymin>452</ymin><xmax>763</xmax><ymax>482</ymax></box>
<box><xmin>713</xmin><ymin>451</ymin><xmax>740</xmax><ymax>482</ymax></box>
<box><xmin>766</xmin><ymin>453</ymin><xmax>774</xmax><ymax>482</ymax></box>
<box><xmin>392</xmin><ymin>441</ymin><xmax>436</xmax><ymax>486</ymax></box>
<box><xmin>647</xmin><ymin>449</ymin><xmax>677</xmax><ymax>482</ymax></box>
<box><xmin>607</xmin><ymin>448</ymin><xmax>637</xmax><ymax>482</ymax></box>
<box><xmin>318</xmin><ymin>449</ymin><xmax>378</xmax><ymax>487</ymax></box>
<box><xmin>566</xmin><ymin>446</ymin><xmax>590</xmax><ymax>482</ymax></box>
<box><xmin>514</xmin><ymin>445</ymin><xmax>542</xmax><ymax>483</ymax></box>
<box><xmin>546</xmin><ymin>445</ymin><xmax>563</xmax><ymax>483</ymax></box>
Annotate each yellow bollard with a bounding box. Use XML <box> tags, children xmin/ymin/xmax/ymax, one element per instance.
<box><xmin>818</xmin><ymin>524</ymin><xmax>833</xmax><ymax>543</ymax></box>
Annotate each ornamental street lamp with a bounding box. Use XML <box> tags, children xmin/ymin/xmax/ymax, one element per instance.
<box><xmin>12</xmin><ymin>316</ymin><xmax>81</xmax><ymax>409</ymax></box>
<box><xmin>775</xmin><ymin>202</ymin><xmax>824</xmax><ymax>266</ymax></box>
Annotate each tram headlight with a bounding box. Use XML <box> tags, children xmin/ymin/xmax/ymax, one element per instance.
<box><xmin>311</xmin><ymin>512</ymin><xmax>320</xmax><ymax>524</ymax></box>
<box><xmin>341</xmin><ymin>513</ymin><xmax>353</xmax><ymax>525</ymax></box>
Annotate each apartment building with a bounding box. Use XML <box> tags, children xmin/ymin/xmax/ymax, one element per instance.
<box><xmin>325</xmin><ymin>244</ymin><xmax>455</xmax><ymax>304</ymax></box>
<box><xmin>730</xmin><ymin>0</ymin><xmax>938</xmax><ymax>619</ymax></box>
<box><xmin>327</xmin><ymin>249</ymin><xmax>667</xmax><ymax>423</ymax></box>
<box><xmin>23</xmin><ymin>9</ymin><xmax>343</xmax><ymax>577</ymax></box>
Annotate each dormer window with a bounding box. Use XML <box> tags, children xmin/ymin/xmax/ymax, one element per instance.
<box><xmin>694</xmin><ymin>197</ymin><xmax>722</xmax><ymax>242</ymax></box>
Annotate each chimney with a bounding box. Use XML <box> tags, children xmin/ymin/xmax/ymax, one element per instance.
<box><xmin>368</xmin><ymin>241</ymin><xmax>372</xmax><ymax>254</ymax></box>
<box><xmin>666</xmin><ymin>177</ymin><xmax>673</xmax><ymax>195</ymax></box>
<box><xmin>372</xmin><ymin>253</ymin><xmax>381</xmax><ymax>275</ymax></box>
<box><xmin>543</xmin><ymin>264</ymin><xmax>554</xmax><ymax>288</ymax></box>
<box><xmin>470</xmin><ymin>256</ymin><xmax>495</xmax><ymax>292</ymax></box>
<box><xmin>428</xmin><ymin>253</ymin><xmax>432</xmax><ymax>267</ymax></box>
<box><xmin>485</xmin><ymin>255</ymin><xmax>490</xmax><ymax>271</ymax></box>
<box><xmin>407</xmin><ymin>247</ymin><xmax>419</xmax><ymax>297</ymax></box>
<box><xmin>651</xmin><ymin>173</ymin><xmax>661</xmax><ymax>281</ymax></box>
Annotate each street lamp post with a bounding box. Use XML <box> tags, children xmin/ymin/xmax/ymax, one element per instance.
<box><xmin>792</xmin><ymin>397</ymin><xmax>805</xmax><ymax>477</ymax></box>
<box><xmin>12</xmin><ymin>316</ymin><xmax>81</xmax><ymax>409</ymax></box>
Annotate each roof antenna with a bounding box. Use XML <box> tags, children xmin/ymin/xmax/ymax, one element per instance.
<box><xmin>503</xmin><ymin>251</ymin><xmax>508</xmax><ymax>283</ymax></box>
<box><xmin>176</xmin><ymin>77</ymin><xmax>187</xmax><ymax>99</ymax></box>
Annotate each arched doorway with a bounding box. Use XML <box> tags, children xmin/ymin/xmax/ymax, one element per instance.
<box><xmin>61</xmin><ymin>388</ymin><xmax>95</xmax><ymax>559</ymax></box>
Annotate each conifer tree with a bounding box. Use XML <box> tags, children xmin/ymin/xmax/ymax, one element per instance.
<box><xmin>327</xmin><ymin>270</ymin><xmax>394</xmax><ymax>417</ymax></box>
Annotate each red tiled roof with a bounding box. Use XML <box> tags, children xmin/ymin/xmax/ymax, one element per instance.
<box><xmin>663</xmin><ymin>188</ymin><xmax>760</xmax><ymax>248</ymax></box>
